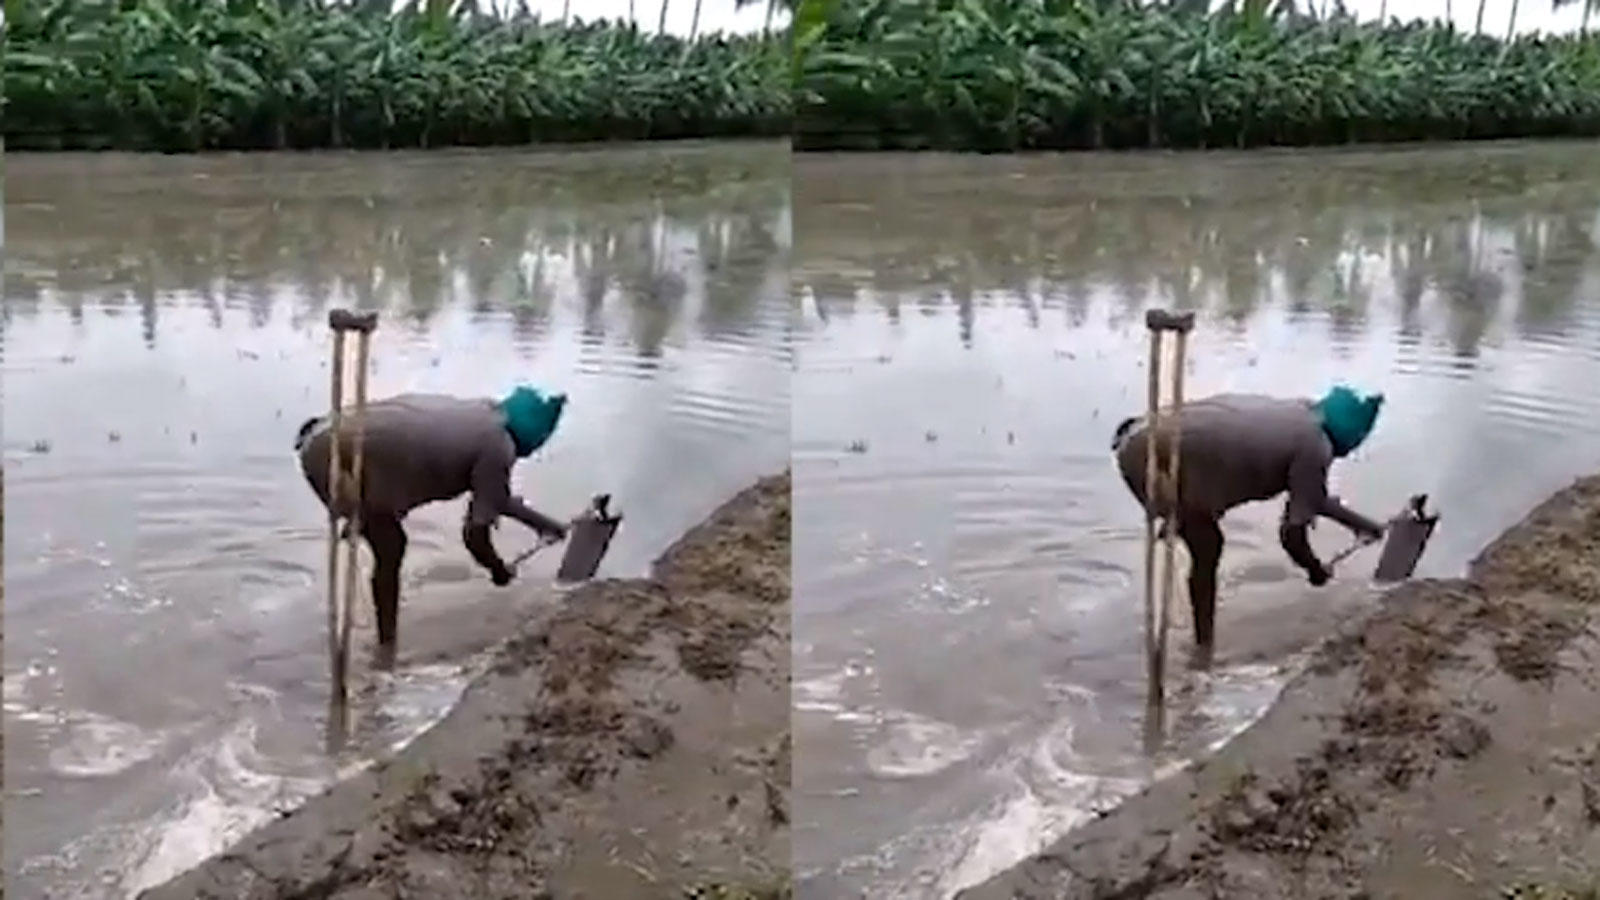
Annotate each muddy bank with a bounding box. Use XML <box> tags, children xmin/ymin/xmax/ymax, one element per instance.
<box><xmin>961</xmin><ymin>474</ymin><xmax>1600</xmax><ymax>900</ymax></box>
<box><xmin>139</xmin><ymin>472</ymin><xmax>791</xmax><ymax>900</ymax></box>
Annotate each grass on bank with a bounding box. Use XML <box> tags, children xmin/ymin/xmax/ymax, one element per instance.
<box><xmin>4</xmin><ymin>0</ymin><xmax>791</xmax><ymax>152</ymax></box>
<box><xmin>794</xmin><ymin>0</ymin><xmax>1600</xmax><ymax>151</ymax></box>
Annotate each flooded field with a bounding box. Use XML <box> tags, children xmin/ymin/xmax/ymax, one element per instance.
<box><xmin>791</xmin><ymin>140</ymin><xmax>1600</xmax><ymax>898</ymax></box>
<box><xmin>2</xmin><ymin>140</ymin><xmax>791</xmax><ymax>898</ymax></box>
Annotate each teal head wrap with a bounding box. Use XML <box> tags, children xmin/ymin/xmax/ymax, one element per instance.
<box><xmin>1314</xmin><ymin>386</ymin><xmax>1383</xmax><ymax>457</ymax></box>
<box><xmin>498</xmin><ymin>385</ymin><xmax>567</xmax><ymax>457</ymax></box>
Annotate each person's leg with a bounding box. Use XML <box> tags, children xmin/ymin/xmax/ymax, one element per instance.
<box><xmin>1179</xmin><ymin>512</ymin><xmax>1223</xmax><ymax>653</ymax></box>
<box><xmin>362</xmin><ymin>514</ymin><xmax>407</xmax><ymax>649</ymax></box>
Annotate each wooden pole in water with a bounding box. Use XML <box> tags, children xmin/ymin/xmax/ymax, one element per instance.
<box><xmin>1142</xmin><ymin>309</ymin><xmax>1195</xmax><ymax>744</ymax></box>
<box><xmin>1142</xmin><ymin>325</ymin><xmax>1162</xmax><ymax>727</ymax></box>
<box><xmin>326</xmin><ymin>309</ymin><xmax>379</xmax><ymax>714</ymax></box>
<box><xmin>337</xmin><ymin>325</ymin><xmax>374</xmax><ymax>703</ymax></box>
<box><xmin>325</xmin><ymin>329</ymin><xmax>347</xmax><ymax>706</ymax></box>
<box><xmin>1155</xmin><ymin>326</ymin><xmax>1188</xmax><ymax>705</ymax></box>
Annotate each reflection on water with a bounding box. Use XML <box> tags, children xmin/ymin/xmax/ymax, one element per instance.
<box><xmin>792</xmin><ymin>140</ymin><xmax>1600</xmax><ymax>898</ymax></box>
<box><xmin>3</xmin><ymin>140</ymin><xmax>791</xmax><ymax>899</ymax></box>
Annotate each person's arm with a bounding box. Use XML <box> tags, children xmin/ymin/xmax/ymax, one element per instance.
<box><xmin>1279</xmin><ymin>523</ymin><xmax>1327</xmax><ymax>585</ymax></box>
<box><xmin>1287</xmin><ymin>437</ymin><xmax>1384</xmax><ymax>537</ymax></box>
<box><xmin>1320</xmin><ymin>495</ymin><xmax>1385</xmax><ymax>540</ymax></box>
<box><xmin>466</xmin><ymin>442</ymin><xmax>567</xmax><ymax>542</ymax></box>
<box><xmin>504</xmin><ymin>494</ymin><xmax>568</xmax><ymax>541</ymax></box>
<box><xmin>462</xmin><ymin>520</ymin><xmax>513</xmax><ymax>586</ymax></box>
<box><xmin>464</xmin><ymin>446</ymin><xmax>517</xmax><ymax>585</ymax></box>
<box><xmin>1282</xmin><ymin>445</ymin><xmax>1333</xmax><ymax>585</ymax></box>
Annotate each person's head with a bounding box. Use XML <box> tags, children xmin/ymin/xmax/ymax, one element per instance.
<box><xmin>1314</xmin><ymin>385</ymin><xmax>1383</xmax><ymax>457</ymax></box>
<box><xmin>498</xmin><ymin>385</ymin><xmax>567</xmax><ymax>457</ymax></box>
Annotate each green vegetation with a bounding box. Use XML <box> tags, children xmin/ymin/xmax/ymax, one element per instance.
<box><xmin>4</xmin><ymin>0</ymin><xmax>791</xmax><ymax>152</ymax></box>
<box><xmin>795</xmin><ymin>0</ymin><xmax>1600</xmax><ymax>152</ymax></box>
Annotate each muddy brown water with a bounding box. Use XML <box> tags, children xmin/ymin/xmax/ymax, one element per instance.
<box><xmin>2</xmin><ymin>140</ymin><xmax>791</xmax><ymax>899</ymax></box>
<box><xmin>792</xmin><ymin>140</ymin><xmax>1600</xmax><ymax>898</ymax></box>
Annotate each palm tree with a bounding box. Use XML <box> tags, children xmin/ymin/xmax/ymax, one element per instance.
<box><xmin>658</xmin><ymin>0</ymin><xmax>669</xmax><ymax>34</ymax></box>
<box><xmin>1476</xmin><ymin>0</ymin><xmax>1487</xmax><ymax>33</ymax></box>
<box><xmin>690</xmin><ymin>0</ymin><xmax>701</xmax><ymax>39</ymax></box>
<box><xmin>1507</xmin><ymin>0</ymin><xmax>1521</xmax><ymax>36</ymax></box>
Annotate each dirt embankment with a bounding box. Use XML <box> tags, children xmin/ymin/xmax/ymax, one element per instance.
<box><xmin>961</xmin><ymin>474</ymin><xmax>1600</xmax><ymax>900</ymax></box>
<box><xmin>140</xmin><ymin>472</ymin><xmax>792</xmax><ymax>900</ymax></box>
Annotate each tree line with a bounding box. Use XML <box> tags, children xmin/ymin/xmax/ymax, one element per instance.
<box><xmin>4</xmin><ymin>0</ymin><xmax>792</xmax><ymax>151</ymax></box>
<box><xmin>793</xmin><ymin>0</ymin><xmax>1600</xmax><ymax>151</ymax></box>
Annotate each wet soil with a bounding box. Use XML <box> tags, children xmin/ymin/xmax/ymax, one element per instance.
<box><xmin>137</xmin><ymin>472</ymin><xmax>791</xmax><ymax>900</ymax></box>
<box><xmin>959</xmin><ymin>474</ymin><xmax>1600</xmax><ymax>900</ymax></box>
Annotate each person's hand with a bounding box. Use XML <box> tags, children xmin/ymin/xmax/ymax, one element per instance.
<box><xmin>1357</xmin><ymin>522</ymin><xmax>1385</xmax><ymax>544</ymax></box>
<box><xmin>539</xmin><ymin>523</ymin><xmax>569</xmax><ymax>544</ymax></box>
<box><xmin>491</xmin><ymin>563</ymin><xmax>515</xmax><ymax>587</ymax></box>
<box><xmin>1307</xmin><ymin>561</ymin><xmax>1330</xmax><ymax>587</ymax></box>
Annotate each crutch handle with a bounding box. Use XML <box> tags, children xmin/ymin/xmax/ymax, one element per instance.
<box><xmin>329</xmin><ymin>309</ymin><xmax>379</xmax><ymax>334</ymax></box>
<box><xmin>1145</xmin><ymin>309</ymin><xmax>1196</xmax><ymax>333</ymax></box>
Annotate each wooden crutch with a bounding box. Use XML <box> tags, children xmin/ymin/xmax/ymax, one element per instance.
<box><xmin>326</xmin><ymin>308</ymin><xmax>379</xmax><ymax>709</ymax></box>
<box><xmin>1142</xmin><ymin>308</ymin><xmax>1194</xmax><ymax>738</ymax></box>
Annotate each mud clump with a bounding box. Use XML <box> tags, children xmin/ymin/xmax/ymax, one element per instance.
<box><xmin>683</xmin><ymin>883</ymin><xmax>793</xmax><ymax>900</ymax></box>
<box><xmin>393</xmin><ymin>767</ymin><xmax>539</xmax><ymax>859</ymax></box>
<box><xmin>654</xmin><ymin>475</ymin><xmax>789</xmax><ymax>607</ymax></box>
<box><xmin>138</xmin><ymin>472</ymin><xmax>792</xmax><ymax>900</ymax></box>
<box><xmin>1335</xmin><ymin>694</ymin><xmax>1441</xmax><ymax>790</ymax></box>
<box><xmin>491</xmin><ymin>580</ymin><xmax>664</xmax><ymax>683</ymax></box>
<box><xmin>1472</xmin><ymin>592</ymin><xmax>1586</xmax><ymax>683</ymax></box>
<box><xmin>1211</xmin><ymin>765</ymin><xmax>1354</xmax><ymax>858</ymax></box>
<box><xmin>1471</xmin><ymin>476</ymin><xmax>1600</xmax><ymax>605</ymax></box>
<box><xmin>1501</xmin><ymin>885</ymin><xmax>1600</xmax><ymax>900</ymax></box>
<box><xmin>1338</xmin><ymin>580</ymin><xmax>1476</xmax><ymax>694</ymax></box>
<box><xmin>1436</xmin><ymin>713</ymin><xmax>1491</xmax><ymax>760</ymax></box>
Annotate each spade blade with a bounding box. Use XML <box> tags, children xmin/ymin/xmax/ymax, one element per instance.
<box><xmin>556</xmin><ymin>498</ymin><xmax>622</xmax><ymax>583</ymax></box>
<box><xmin>1374</xmin><ymin>494</ymin><xmax>1440</xmax><ymax>583</ymax></box>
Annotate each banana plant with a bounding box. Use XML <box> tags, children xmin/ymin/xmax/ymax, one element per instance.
<box><xmin>5</xmin><ymin>0</ymin><xmax>789</xmax><ymax>150</ymax></box>
<box><xmin>796</xmin><ymin>0</ymin><xmax>1600</xmax><ymax>151</ymax></box>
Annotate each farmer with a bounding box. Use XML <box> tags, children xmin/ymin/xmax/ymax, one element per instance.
<box><xmin>1112</xmin><ymin>387</ymin><xmax>1387</xmax><ymax>660</ymax></box>
<box><xmin>295</xmin><ymin>386</ymin><xmax>569</xmax><ymax>652</ymax></box>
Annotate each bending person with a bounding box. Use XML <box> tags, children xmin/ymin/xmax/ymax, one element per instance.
<box><xmin>296</xmin><ymin>385</ymin><xmax>569</xmax><ymax>653</ymax></box>
<box><xmin>1112</xmin><ymin>386</ymin><xmax>1386</xmax><ymax>661</ymax></box>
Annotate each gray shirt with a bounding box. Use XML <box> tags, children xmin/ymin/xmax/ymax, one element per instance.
<box><xmin>297</xmin><ymin>393</ymin><xmax>549</xmax><ymax>530</ymax></box>
<box><xmin>1115</xmin><ymin>393</ymin><xmax>1379</xmax><ymax>532</ymax></box>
